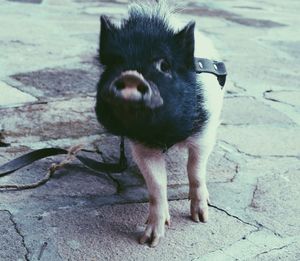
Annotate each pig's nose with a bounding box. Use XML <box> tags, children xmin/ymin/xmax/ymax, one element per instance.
<box><xmin>110</xmin><ymin>71</ymin><xmax>151</xmax><ymax>102</ymax></box>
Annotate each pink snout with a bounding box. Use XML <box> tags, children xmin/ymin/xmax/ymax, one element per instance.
<box><xmin>109</xmin><ymin>71</ymin><xmax>163</xmax><ymax>109</ymax></box>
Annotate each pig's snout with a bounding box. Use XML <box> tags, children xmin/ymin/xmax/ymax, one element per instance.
<box><xmin>113</xmin><ymin>71</ymin><xmax>150</xmax><ymax>101</ymax></box>
<box><xmin>109</xmin><ymin>71</ymin><xmax>163</xmax><ymax>109</ymax></box>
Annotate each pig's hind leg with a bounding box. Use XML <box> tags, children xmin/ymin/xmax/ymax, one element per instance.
<box><xmin>186</xmin><ymin>120</ymin><xmax>219</xmax><ymax>223</ymax></box>
<box><xmin>130</xmin><ymin>142</ymin><xmax>170</xmax><ymax>247</ymax></box>
<box><xmin>186</xmin><ymin>69</ymin><xmax>225</xmax><ymax>222</ymax></box>
<box><xmin>187</xmin><ymin>79</ymin><xmax>223</xmax><ymax>222</ymax></box>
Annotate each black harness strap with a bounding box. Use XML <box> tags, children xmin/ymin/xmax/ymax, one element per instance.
<box><xmin>194</xmin><ymin>58</ymin><xmax>227</xmax><ymax>88</ymax></box>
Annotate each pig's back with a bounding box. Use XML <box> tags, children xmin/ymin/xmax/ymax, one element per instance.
<box><xmin>170</xmin><ymin>16</ymin><xmax>224</xmax><ymax>124</ymax></box>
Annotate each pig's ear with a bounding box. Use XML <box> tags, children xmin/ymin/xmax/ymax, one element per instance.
<box><xmin>175</xmin><ymin>21</ymin><xmax>195</xmax><ymax>67</ymax></box>
<box><xmin>99</xmin><ymin>16</ymin><xmax>115</xmax><ymax>61</ymax></box>
<box><xmin>100</xmin><ymin>15</ymin><xmax>115</xmax><ymax>34</ymax></box>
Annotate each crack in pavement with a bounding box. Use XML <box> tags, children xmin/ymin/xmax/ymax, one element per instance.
<box><xmin>199</xmin><ymin>222</ymin><xmax>289</xmax><ymax>260</ymax></box>
<box><xmin>224</xmin><ymin>152</ymin><xmax>240</xmax><ymax>182</ymax></box>
<box><xmin>219</xmin><ymin>140</ymin><xmax>261</xmax><ymax>159</ymax></box>
<box><xmin>219</xmin><ymin>140</ymin><xmax>300</xmax><ymax>159</ymax></box>
<box><xmin>221</xmin><ymin>122</ymin><xmax>252</xmax><ymax>126</ymax></box>
<box><xmin>208</xmin><ymin>203</ymin><xmax>258</xmax><ymax>229</ymax></box>
<box><xmin>254</xmin><ymin>242</ymin><xmax>295</xmax><ymax>258</ymax></box>
<box><xmin>192</xmin><ymin>249</ymin><xmax>238</xmax><ymax>261</ymax></box>
<box><xmin>209</xmin><ymin>203</ymin><xmax>283</xmax><ymax>238</ymax></box>
<box><xmin>198</xmin><ymin>227</ymin><xmax>259</xmax><ymax>260</ymax></box>
<box><xmin>249</xmin><ymin>179</ymin><xmax>259</xmax><ymax>209</ymax></box>
<box><xmin>263</xmin><ymin>90</ymin><xmax>296</xmax><ymax>108</ymax></box>
<box><xmin>1</xmin><ymin>209</ymin><xmax>30</xmax><ymax>261</ymax></box>
<box><xmin>232</xmin><ymin>81</ymin><xmax>247</xmax><ymax>92</ymax></box>
<box><xmin>206</xmin><ymin>229</ymin><xmax>291</xmax><ymax>260</ymax></box>
<box><xmin>253</xmin><ymin>220</ymin><xmax>283</xmax><ymax>238</ymax></box>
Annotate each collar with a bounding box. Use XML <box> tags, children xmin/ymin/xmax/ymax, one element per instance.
<box><xmin>194</xmin><ymin>57</ymin><xmax>227</xmax><ymax>88</ymax></box>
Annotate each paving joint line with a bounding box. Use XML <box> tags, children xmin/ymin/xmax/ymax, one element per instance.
<box><xmin>1</xmin><ymin>209</ymin><xmax>30</xmax><ymax>261</ymax></box>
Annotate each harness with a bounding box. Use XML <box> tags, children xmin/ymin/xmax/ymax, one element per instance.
<box><xmin>194</xmin><ymin>58</ymin><xmax>227</xmax><ymax>88</ymax></box>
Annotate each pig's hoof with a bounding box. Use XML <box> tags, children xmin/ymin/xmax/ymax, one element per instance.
<box><xmin>139</xmin><ymin>217</ymin><xmax>170</xmax><ymax>247</ymax></box>
<box><xmin>190</xmin><ymin>198</ymin><xmax>209</xmax><ymax>223</ymax></box>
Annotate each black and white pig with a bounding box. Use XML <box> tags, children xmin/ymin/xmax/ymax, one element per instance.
<box><xmin>95</xmin><ymin>0</ymin><xmax>224</xmax><ymax>247</ymax></box>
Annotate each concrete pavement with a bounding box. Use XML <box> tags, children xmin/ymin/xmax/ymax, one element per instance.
<box><xmin>0</xmin><ymin>0</ymin><xmax>299</xmax><ymax>260</ymax></box>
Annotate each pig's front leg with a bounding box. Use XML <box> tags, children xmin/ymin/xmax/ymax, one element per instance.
<box><xmin>130</xmin><ymin>142</ymin><xmax>170</xmax><ymax>247</ymax></box>
<box><xmin>187</xmin><ymin>132</ymin><xmax>216</xmax><ymax>223</ymax></box>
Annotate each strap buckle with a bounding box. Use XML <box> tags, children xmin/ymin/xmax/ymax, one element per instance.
<box><xmin>194</xmin><ymin>57</ymin><xmax>227</xmax><ymax>88</ymax></box>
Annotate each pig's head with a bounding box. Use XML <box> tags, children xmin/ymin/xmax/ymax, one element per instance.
<box><xmin>95</xmin><ymin>13</ymin><xmax>207</xmax><ymax>148</ymax></box>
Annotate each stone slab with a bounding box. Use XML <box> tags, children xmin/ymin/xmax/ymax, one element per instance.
<box><xmin>0</xmin><ymin>96</ymin><xmax>103</xmax><ymax>145</ymax></box>
<box><xmin>246</xmin><ymin>169</ymin><xmax>300</xmax><ymax>237</ymax></box>
<box><xmin>11</xmin><ymin>200</ymin><xmax>253</xmax><ymax>261</ymax></box>
<box><xmin>11</xmin><ymin>67</ymin><xmax>100</xmax><ymax>98</ymax></box>
<box><xmin>204</xmin><ymin>154</ymin><xmax>300</xmax><ymax>230</ymax></box>
<box><xmin>0</xmin><ymin>5</ymin><xmax>98</xmax><ymax>78</ymax></box>
<box><xmin>219</xmin><ymin>125</ymin><xmax>300</xmax><ymax>157</ymax></box>
<box><xmin>222</xmin><ymin>96</ymin><xmax>295</xmax><ymax>125</ymax></box>
<box><xmin>181</xmin><ymin>4</ymin><xmax>286</xmax><ymax>28</ymax></box>
<box><xmin>0</xmin><ymin>81</ymin><xmax>37</xmax><ymax>108</ymax></box>
<box><xmin>200</xmin><ymin>229</ymin><xmax>299</xmax><ymax>261</ymax></box>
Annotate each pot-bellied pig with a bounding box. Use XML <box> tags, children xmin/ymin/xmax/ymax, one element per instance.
<box><xmin>95</xmin><ymin>0</ymin><xmax>224</xmax><ymax>247</ymax></box>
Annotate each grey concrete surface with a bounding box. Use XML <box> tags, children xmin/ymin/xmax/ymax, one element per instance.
<box><xmin>0</xmin><ymin>0</ymin><xmax>299</xmax><ymax>260</ymax></box>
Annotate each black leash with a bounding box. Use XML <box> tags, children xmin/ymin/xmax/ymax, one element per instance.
<box><xmin>76</xmin><ymin>136</ymin><xmax>127</xmax><ymax>173</ymax></box>
<box><xmin>0</xmin><ymin>148</ymin><xmax>69</xmax><ymax>177</ymax></box>
<box><xmin>0</xmin><ymin>137</ymin><xmax>127</xmax><ymax>180</ymax></box>
<box><xmin>0</xmin><ymin>57</ymin><xmax>226</xmax><ymax>190</ymax></box>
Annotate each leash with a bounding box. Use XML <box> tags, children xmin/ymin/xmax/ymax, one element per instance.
<box><xmin>0</xmin><ymin>57</ymin><xmax>226</xmax><ymax>190</ymax></box>
<box><xmin>0</xmin><ymin>137</ymin><xmax>127</xmax><ymax>190</ymax></box>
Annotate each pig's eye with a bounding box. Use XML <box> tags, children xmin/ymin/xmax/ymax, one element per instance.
<box><xmin>155</xmin><ymin>59</ymin><xmax>171</xmax><ymax>76</ymax></box>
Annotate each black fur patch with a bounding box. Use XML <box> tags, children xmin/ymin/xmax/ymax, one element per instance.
<box><xmin>95</xmin><ymin>12</ymin><xmax>208</xmax><ymax>149</ymax></box>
